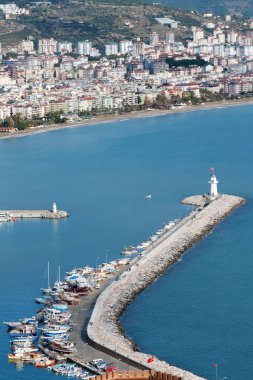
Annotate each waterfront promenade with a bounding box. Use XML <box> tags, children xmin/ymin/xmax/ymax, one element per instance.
<box><xmin>87</xmin><ymin>194</ymin><xmax>245</xmax><ymax>380</ymax></box>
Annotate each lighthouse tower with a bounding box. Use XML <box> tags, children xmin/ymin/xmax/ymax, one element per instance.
<box><xmin>208</xmin><ymin>170</ymin><xmax>218</xmax><ymax>199</ymax></box>
<box><xmin>52</xmin><ymin>202</ymin><xmax>57</xmax><ymax>213</ymax></box>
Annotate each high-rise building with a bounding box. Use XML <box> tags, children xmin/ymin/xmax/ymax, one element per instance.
<box><xmin>78</xmin><ymin>40</ymin><xmax>92</xmax><ymax>55</ymax></box>
<box><xmin>119</xmin><ymin>40</ymin><xmax>132</xmax><ymax>54</ymax></box>
<box><xmin>17</xmin><ymin>39</ymin><xmax>34</xmax><ymax>54</ymax></box>
<box><xmin>227</xmin><ymin>30</ymin><xmax>238</xmax><ymax>44</ymax></box>
<box><xmin>105</xmin><ymin>43</ymin><xmax>118</xmax><ymax>56</ymax></box>
<box><xmin>38</xmin><ymin>39</ymin><xmax>57</xmax><ymax>55</ymax></box>
<box><xmin>57</xmin><ymin>42</ymin><xmax>73</xmax><ymax>54</ymax></box>
<box><xmin>217</xmin><ymin>33</ymin><xmax>225</xmax><ymax>44</ymax></box>
<box><xmin>165</xmin><ymin>31</ymin><xmax>174</xmax><ymax>44</ymax></box>
<box><xmin>149</xmin><ymin>32</ymin><xmax>159</xmax><ymax>45</ymax></box>
<box><xmin>192</xmin><ymin>27</ymin><xmax>204</xmax><ymax>43</ymax></box>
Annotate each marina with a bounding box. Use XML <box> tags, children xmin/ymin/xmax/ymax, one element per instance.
<box><xmin>3</xmin><ymin>255</ymin><xmax>141</xmax><ymax>378</ymax></box>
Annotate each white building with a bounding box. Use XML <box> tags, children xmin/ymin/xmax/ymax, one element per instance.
<box><xmin>17</xmin><ymin>39</ymin><xmax>34</xmax><ymax>54</ymax></box>
<box><xmin>78</xmin><ymin>40</ymin><xmax>92</xmax><ymax>55</ymax></box>
<box><xmin>57</xmin><ymin>42</ymin><xmax>73</xmax><ymax>54</ymax></box>
<box><xmin>105</xmin><ymin>43</ymin><xmax>118</xmax><ymax>56</ymax></box>
<box><xmin>192</xmin><ymin>27</ymin><xmax>204</xmax><ymax>43</ymax></box>
<box><xmin>165</xmin><ymin>31</ymin><xmax>174</xmax><ymax>44</ymax></box>
<box><xmin>38</xmin><ymin>39</ymin><xmax>57</xmax><ymax>55</ymax></box>
<box><xmin>149</xmin><ymin>32</ymin><xmax>159</xmax><ymax>46</ymax></box>
<box><xmin>119</xmin><ymin>40</ymin><xmax>132</xmax><ymax>54</ymax></box>
<box><xmin>0</xmin><ymin>3</ymin><xmax>29</xmax><ymax>18</ymax></box>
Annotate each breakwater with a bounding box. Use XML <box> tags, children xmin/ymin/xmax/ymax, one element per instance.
<box><xmin>87</xmin><ymin>194</ymin><xmax>245</xmax><ymax>380</ymax></box>
<box><xmin>0</xmin><ymin>209</ymin><xmax>69</xmax><ymax>220</ymax></box>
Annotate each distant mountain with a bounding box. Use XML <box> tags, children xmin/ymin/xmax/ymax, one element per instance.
<box><xmin>146</xmin><ymin>0</ymin><xmax>253</xmax><ymax>16</ymax></box>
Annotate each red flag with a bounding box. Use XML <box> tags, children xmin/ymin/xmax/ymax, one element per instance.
<box><xmin>213</xmin><ymin>363</ymin><xmax>218</xmax><ymax>367</ymax></box>
<box><xmin>147</xmin><ymin>357</ymin><xmax>154</xmax><ymax>363</ymax></box>
<box><xmin>210</xmin><ymin>167</ymin><xmax>214</xmax><ymax>172</ymax></box>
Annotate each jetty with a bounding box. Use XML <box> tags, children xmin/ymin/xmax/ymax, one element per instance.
<box><xmin>86</xmin><ymin>173</ymin><xmax>245</xmax><ymax>380</ymax></box>
<box><xmin>0</xmin><ymin>202</ymin><xmax>69</xmax><ymax>221</ymax></box>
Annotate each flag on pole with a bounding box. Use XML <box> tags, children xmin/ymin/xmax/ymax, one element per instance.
<box><xmin>147</xmin><ymin>357</ymin><xmax>154</xmax><ymax>363</ymax></box>
<box><xmin>210</xmin><ymin>167</ymin><xmax>214</xmax><ymax>172</ymax></box>
<box><xmin>212</xmin><ymin>363</ymin><xmax>218</xmax><ymax>367</ymax></box>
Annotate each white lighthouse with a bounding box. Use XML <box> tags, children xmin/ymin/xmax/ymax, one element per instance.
<box><xmin>208</xmin><ymin>171</ymin><xmax>218</xmax><ymax>199</ymax></box>
<box><xmin>52</xmin><ymin>202</ymin><xmax>57</xmax><ymax>213</ymax></box>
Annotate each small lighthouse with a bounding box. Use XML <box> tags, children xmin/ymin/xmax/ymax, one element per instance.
<box><xmin>208</xmin><ymin>168</ymin><xmax>218</xmax><ymax>199</ymax></box>
<box><xmin>52</xmin><ymin>202</ymin><xmax>57</xmax><ymax>213</ymax></box>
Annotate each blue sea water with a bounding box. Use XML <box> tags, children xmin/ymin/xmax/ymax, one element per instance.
<box><xmin>0</xmin><ymin>105</ymin><xmax>252</xmax><ymax>380</ymax></box>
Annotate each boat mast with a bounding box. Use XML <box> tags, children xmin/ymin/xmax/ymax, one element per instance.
<box><xmin>47</xmin><ymin>262</ymin><xmax>50</xmax><ymax>289</ymax></box>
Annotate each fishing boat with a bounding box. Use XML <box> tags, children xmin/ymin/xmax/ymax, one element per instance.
<box><xmin>9</xmin><ymin>330</ymin><xmax>37</xmax><ymax>338</ymax></box>
<box><xmin>34</xmin><ymin>357</ymin><xmax>55</xmax><ymax>367</ymax></box>
<box><xmin>12</xmin><ymin>336</ymin><xmax>37</xmax><ymax>342</ymax></box>
<box><xmin>52</xmin><ymin>303</ymin><xmax>68</xmax><ymax>312</ymax></box>
<box><xmin>35</xmin><ymin>297</ymin><xmax>52</xmax><ymax>305</ymax></box>
<box><xmin>8</xmin><ymin>353</ymin><xmax>23</xmax><ymax>361</ymax></box>
<box><xmin>121</xmin><ymin>246</ymin><xmax>138</xmax><ymax>255</ymax></box>
<box><xmin>12</xmin><ymin>346</ymin><xmax>39</xmax><ymax>354</ymax></box>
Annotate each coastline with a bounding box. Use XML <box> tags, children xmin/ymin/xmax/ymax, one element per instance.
<box><xmin>1</xmin><ymin>97</ymin><xmax>253</xmax><ymax>141</ymax></box>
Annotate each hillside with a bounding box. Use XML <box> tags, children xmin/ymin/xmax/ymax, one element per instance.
<box><xmin>0</xmin><ymin>0</ymin><xmax>206</xmax><ymax>46</ymax></box>
<box><xmin>149</xmin><ymin>0</ymin><xmax>253</xmax><ymax>16</ymax></box>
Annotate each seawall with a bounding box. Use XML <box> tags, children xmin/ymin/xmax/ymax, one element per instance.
<box><xmin>87</xmin><ymin>194</ymin><xmax>245</xmax><ymax>380</ymax></box>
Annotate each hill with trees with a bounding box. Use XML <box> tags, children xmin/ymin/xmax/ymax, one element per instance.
<box><xmin>147</xmin><ymin>0</ymin><xmax>253</xmax><ymax>16</ymax></box>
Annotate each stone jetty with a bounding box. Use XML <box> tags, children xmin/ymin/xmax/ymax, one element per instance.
<box><xmin>87</xmin><ymin>194</ymin><xmax>245</xmax><ymax>380</ymax></box>
<box><xmin>0</xmin><ymin>204</ymin><xmax>69</xmax><ymax>221</ymax></box>
<box><xmin>4</xmin><ymin>209</ymin><xmax>69</xmax><ymax>219</ymax></box>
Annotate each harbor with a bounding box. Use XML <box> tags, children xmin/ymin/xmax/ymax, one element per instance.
<box><xmin>3</xmin><ymin>172</ymin><xmax>245</xmax><ymax>379</ymax></box>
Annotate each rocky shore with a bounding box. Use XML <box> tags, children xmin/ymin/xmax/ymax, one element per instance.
<box><xmin>87</xmin><ymin>194</ymin><xmax>245</xmax><ymax>380</ymax></box>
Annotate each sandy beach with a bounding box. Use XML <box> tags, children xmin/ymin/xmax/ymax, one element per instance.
<box><xmin>1</xmin><ymin>97</ymin><xmax>253</xmax><ymax>141</ymax></box>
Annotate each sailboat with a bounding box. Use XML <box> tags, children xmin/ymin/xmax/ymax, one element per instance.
<box><xmin>41</xmin><ymin>262</ymin><xmax>51</xmax><ymax>294</ymax></box>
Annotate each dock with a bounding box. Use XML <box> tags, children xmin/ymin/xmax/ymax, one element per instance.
<box><xmin>67</xmin><ymin>265</ymin><xmax>144</xmax><ymax>374</ymax></box>
<box><xmin>87</xmin><ymin>193</ymin><xmax>245</xmax><ymax>380</ymax></box>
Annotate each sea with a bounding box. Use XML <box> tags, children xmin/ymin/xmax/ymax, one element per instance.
<box><xmin>0</xmin><ymin>104</ymin><xmax>252</xmax><ymax>380</ymax></box>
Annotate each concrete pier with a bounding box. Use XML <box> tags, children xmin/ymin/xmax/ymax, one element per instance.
<box><xmin>0</xmin><ymin>209</ymin><xmax>69</xmax><ymax>220</ymax></box>
<box><xmin>87</xmin><ymin>194</ymin><xmax>245</xmax><ymax>380</ymax></box>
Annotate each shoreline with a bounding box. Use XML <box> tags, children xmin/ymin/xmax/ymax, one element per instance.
<box><xmin>87</xmin><ymin>194</ymin><xmax>245</xmax><ymax>380</ymax></box>
<box><xmin>1</xmin><ymin>97</ymin><xmax>253</xmax><ymax>141</ymax></box>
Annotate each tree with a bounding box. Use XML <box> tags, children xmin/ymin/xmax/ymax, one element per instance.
<box><xmin>12</xmin><ymin>114</ymin><xmax>29</xmax><ymax>130</ymax></box>
<box><xmin>4</xmin><ymin>116</ymin><xmax>15</xmax><ymax>129</ymax></box>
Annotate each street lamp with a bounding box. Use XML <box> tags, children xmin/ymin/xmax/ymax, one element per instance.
<box><xmin>117</xmin><ymin>357</ymin><xmax>121</xmax><ymax>373</ymax></box>
<box><xmin>96</xmin><ymin>257</ymin><xmax>100</xmax><ymax>268</ymax></box>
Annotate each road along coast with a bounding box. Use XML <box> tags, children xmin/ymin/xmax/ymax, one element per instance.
<box><xmin>87</xmin><ymin>194</ymin><xmax>245</xmax><ymax>380</ymax></box>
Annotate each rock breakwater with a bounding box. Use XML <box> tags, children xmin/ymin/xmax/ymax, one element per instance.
<box><xmin>87</xmin><ymin>194</ymin><xmax>245</xmax><ymax>380</ymax></box>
